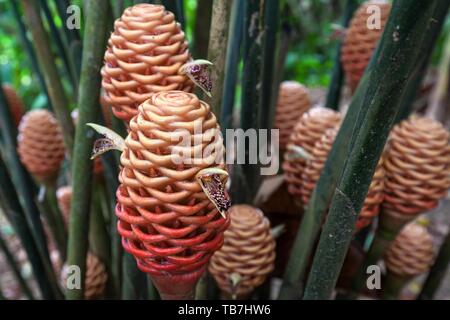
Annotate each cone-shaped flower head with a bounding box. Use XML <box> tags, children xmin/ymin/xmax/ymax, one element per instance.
<box><xmin>17</xmin><ymin>110</ymin><xmax>65</xmax><ymax>182</ymax></box>
<box><xmin>274</xmin><ymin>81</ymin><xmax>311</xmax><ymax>151</ymax></box>
<box><xmin>341</xmin><ymin>0</ymin><xmax>391</xmax><ymax>91</ymax></box>
<box><xmin>383</xmin><ymin>116</ymin><xmax>450</xmax><ymax>216</ymax></box>
<box><xmin>385</xmin><ymin>223</ymin><xmax>434</xmax><ymax>278</ymax></box>
<box><xmin>209</xmin><ymin>205</ymin><xmax>275</xmax><ymax>298</ymax></box>
<box><xmin>282</xmin><ymin>107</ymin><xmax>341</xmax><ymax>199</ymax></box>
<box><xmin>101</xmin><ymin>4</ymin><xmax>193</xmax><ymax>123</ymax></box>
<box><xmin>115</xmin><ymin>91</ymin><xmax>230</xmax><ymax>299</ymax></box>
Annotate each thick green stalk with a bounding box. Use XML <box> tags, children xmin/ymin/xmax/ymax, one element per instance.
<box><xmin>193</xmin><ymin>0</ymin><xmax>213</xmax><ymax>58</ymax></box>
<box><xmin>220</xmin><ymin>0</ymin><xmax>244</xmax><ymax>137</ymax></box>
<box><xmin>54</xmin><ymin>0</ymin><xmax>83</xmax><ymax>90</ymax></box>
<box><xmin>426</xmin><ymin>30</ymin><xmax>450</xmax><ymax>121</ymax></box>
<box><xmin>162</xmin><ymin>0</ymin><xmax>185</xmax><ymax>28</ymax></box>
<box><xmin>39</xmin><ymin>0</ymin><xmax>76</xmax><ymax>92</ymax></box>
<box><xmin>206</xmin><ymin>0</ymin><xmax>231</xmax><ymax>115</ymax></box>
<box><xmin>230</xmin><ymin>0</ymin><xmax>264</xmax><ymax>204</ymax></box>
<box><xmin>101</xmin><ymin>150</ymin><xmax>123</xmax><ymax>298</ymax></box>
<box><xmin>111</xmin><ymin>0</ymin><xmax>125</xmax><ymax>19</ymax></box>
<box><xmin>382</xmin><ymin>273</ymin><xmax>411</xmax><ymax>300</ymax></box>
<box><xmin>0</xmin><ymin>154</ymin><xmax>59</xmax><ymax>299</ymax></box>
<box><xmin>104</xmin><ymin>117</ymin><xmax>129</xmax><ymax>298</ymax></box>
<box><xmin>53</xmin><ymin>0</ymin><xmax>81</xmax><ymax>45</ymax></box>
<box><xmin>324</xmin><ymin>0</ymin><xmax>357</xmax><ymax>110</ymax></box>
<box><xmin>302</xmin><ymin>0</ymin><xmax>450</xmax><ymax>300</ymax></box>
<box><xmin>65</xmin><ymin>0</ymin><xmax>110</xmax><ymax>300</ymax></box>
<box><xmin>0</xmin><ymin>231</ymin><xmax>34</xmax><ymax>299</ymax></box>
<box><xmin>8</xmin><ymin>0</ymin><xmax>52</xmax><ymax>110</ymax></box>
<box><xmin>268</xmin><ymin>10</ymin><xmax>293</xmax><ymax>133</ymax></box>
<box><xmin>393</xmin><ymin>16</ymin><xmax>447</xmax><ymax>122</ymax></box>
<box><xmin>418</xmin><ymin>230</ymin><xmax>450</xmax><ymax>300</ymax></box>
<box><xmin>22</xmin><ymin>0</ymin><xmax>75</xmax><ymax>155</ymax></box>
<box><xmin>350</xmin><ymin>209</ymin><xmax>413</xmax><ymax>297</ymax></box>
<box><xmin>279</xmin><ymin>85</ymin><xmax>367</xmax><ymax>300</ymax></box>
<box><xmin>89</xmin><ymin>184</ymin><xmax>111</xmax><ymax>267</ymax></box>
<box><xmin>195</xmin><ymin>273</ymin><xmax>208</xmax><ymax>300</ymax></box>
<box><xmin>259</xmin><ymin>0</ymin><xmax>280</xmax><ymax>130</ymax></box>
<box><xmin>240</xmin><ymin>0</ymin><xmax>263</xmax><ymax>134</ymax></box>
<box><xmin>176</xmin><ymin>0</ymin><xmax>185</xmax><ymax>29</ymax></box>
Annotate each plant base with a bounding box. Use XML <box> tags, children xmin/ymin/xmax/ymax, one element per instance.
<box><xmin>149</xmin><ymin>268</ymin><xmax>205</xmax><ymax>300</ymax></box>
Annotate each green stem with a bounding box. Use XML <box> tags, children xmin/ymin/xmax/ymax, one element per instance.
<box><xmin>302</xmin><ymin>0</ymin><xmax>450</xmax><ymax>300</ymax></box>
<box><xmin>324</xmin><ymin>0</ymin><xmax>357</xmax><ymax>110</ymax></box>
<box><xmin>53</xmin><ymin>0</ymin><xmax>81</xmax><ymax>45</ymax></box>
<box><xmin>193</xmin><ymin>0</ymin><xmax>212</xmax><ymax>58</ymax></box>
<box><xmin>39</xmin><ymin>0</ymin><xmax>77</xmax><ymax>92</ymax></box>
<box><xmin>195</xmin><ymin>273</ymin><xmax>208</xmax><ymax>300</ymax></box>
<box><xmin>259</xmin><ymin>0</ymin><xmax>280</xmax><ymax>130</ymax></box>
<box><xmin>54</xmin><ymin>0</ymin><xmax>83</xmax><ymax>91</ymax></box>
<box><xmin>220</xmin><ymin>0</ymin><xmax>244</xmax><ymax>138</ymax></box>
<box><xmin>205</xmin><ymin>0</ymin><xmax>231</xmax><ymax>115</ymax></box>
<box><xmin>394</xmin><ymin>25</ymin><xmax>446</xmax><ymax>122</ymax></box>
<box><xmin>122</xmin><ymin>253</ymin><xmax>148</xmax><ymax>299</ymax></box>
<box><xmin>101</xmin><ymin>151</ymin><xmax>123</xmax><ymax>298</ymax></box>
<box><xmin>106</xmin><ymin>117</ymin><xmax>128</xmax><ymax>298</ymax></box>
<box><xmin>351</xmin><ymin>209</ymin><xmax>414</xmax><ymax>295</ymax></box>
<box><xmin>382</xmin><ymin>273</ymin><xmax>411</xmax><ymax>300</ymax></box>
<box><xmin>8</xmin><ymin>0</ymin><xmax>52</xmax><ymax>111</ymax></box>
<box><xmin>22</xmin><ymin>0</ymin><xmax>75</xmax><ymax>156</ymax></box>
<box><xmin>111</xmin><ymin>0</ymin><xmax>125</xmax><ymax>19</ymax></box>
<box><xmin>162</xmin><ymin>0</ymin><xmax>185</xmax><ymax>28</ymax></box>
<box><xmin>97</xmin><ymin>179</ymin><xmax>112</xmax><ymax>228</ymax></box>
<box><xmin>89</xmin><ymin>183</ymin><xmax>111</xmax><ymax>267</ymax></box>
<box><xmin>426</xmin><ymin>29</ymin><xmax>450</xmax><ymax>121</ymax></box>
<box><xmin>65</xmin><ymin>0</ymin><xmax>110</xmax><ymax>300</ymax></box>
<box><xmin>269</xmin><ymin>7</ymin><xmax>292</xmax><ymax>132</ymax></box>
<box><xmin>230</xmin><ymin>0</ymin><xmax>264</xmax><ymax>205</ymax></box>
<box><xmin>46</xmin><ymin>183</ymin><xmax>68</xmax><ymax>256</ymax></box>
<box><xmin>418</xmin><ymin>230</ymin><xmax>450</xmax><ymax>300</ymax></box>
<box><xmin>36</xmin><ymin>184</ymin><xmax>68</xmax><ymax>262</ymax></box>
<box><xmin>0</xmin><ymin>231</ymin><xmax>35</xmax><ymax>299</ymax></box>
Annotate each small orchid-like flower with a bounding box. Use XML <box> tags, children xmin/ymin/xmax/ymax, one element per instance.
<box><xmin>196</xmin><ymin>167</ymin><xmax>231</xmax><ymax>218</ymax></box>
<box><xmin>87</xmin><ymin>123</ymin><xmax>125</xmax><ymax>159</ymax></box>
<box><xmin>180</xmin><ymin>59</ymin><xmax>213</xmax><ymax>97</ymax></box>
